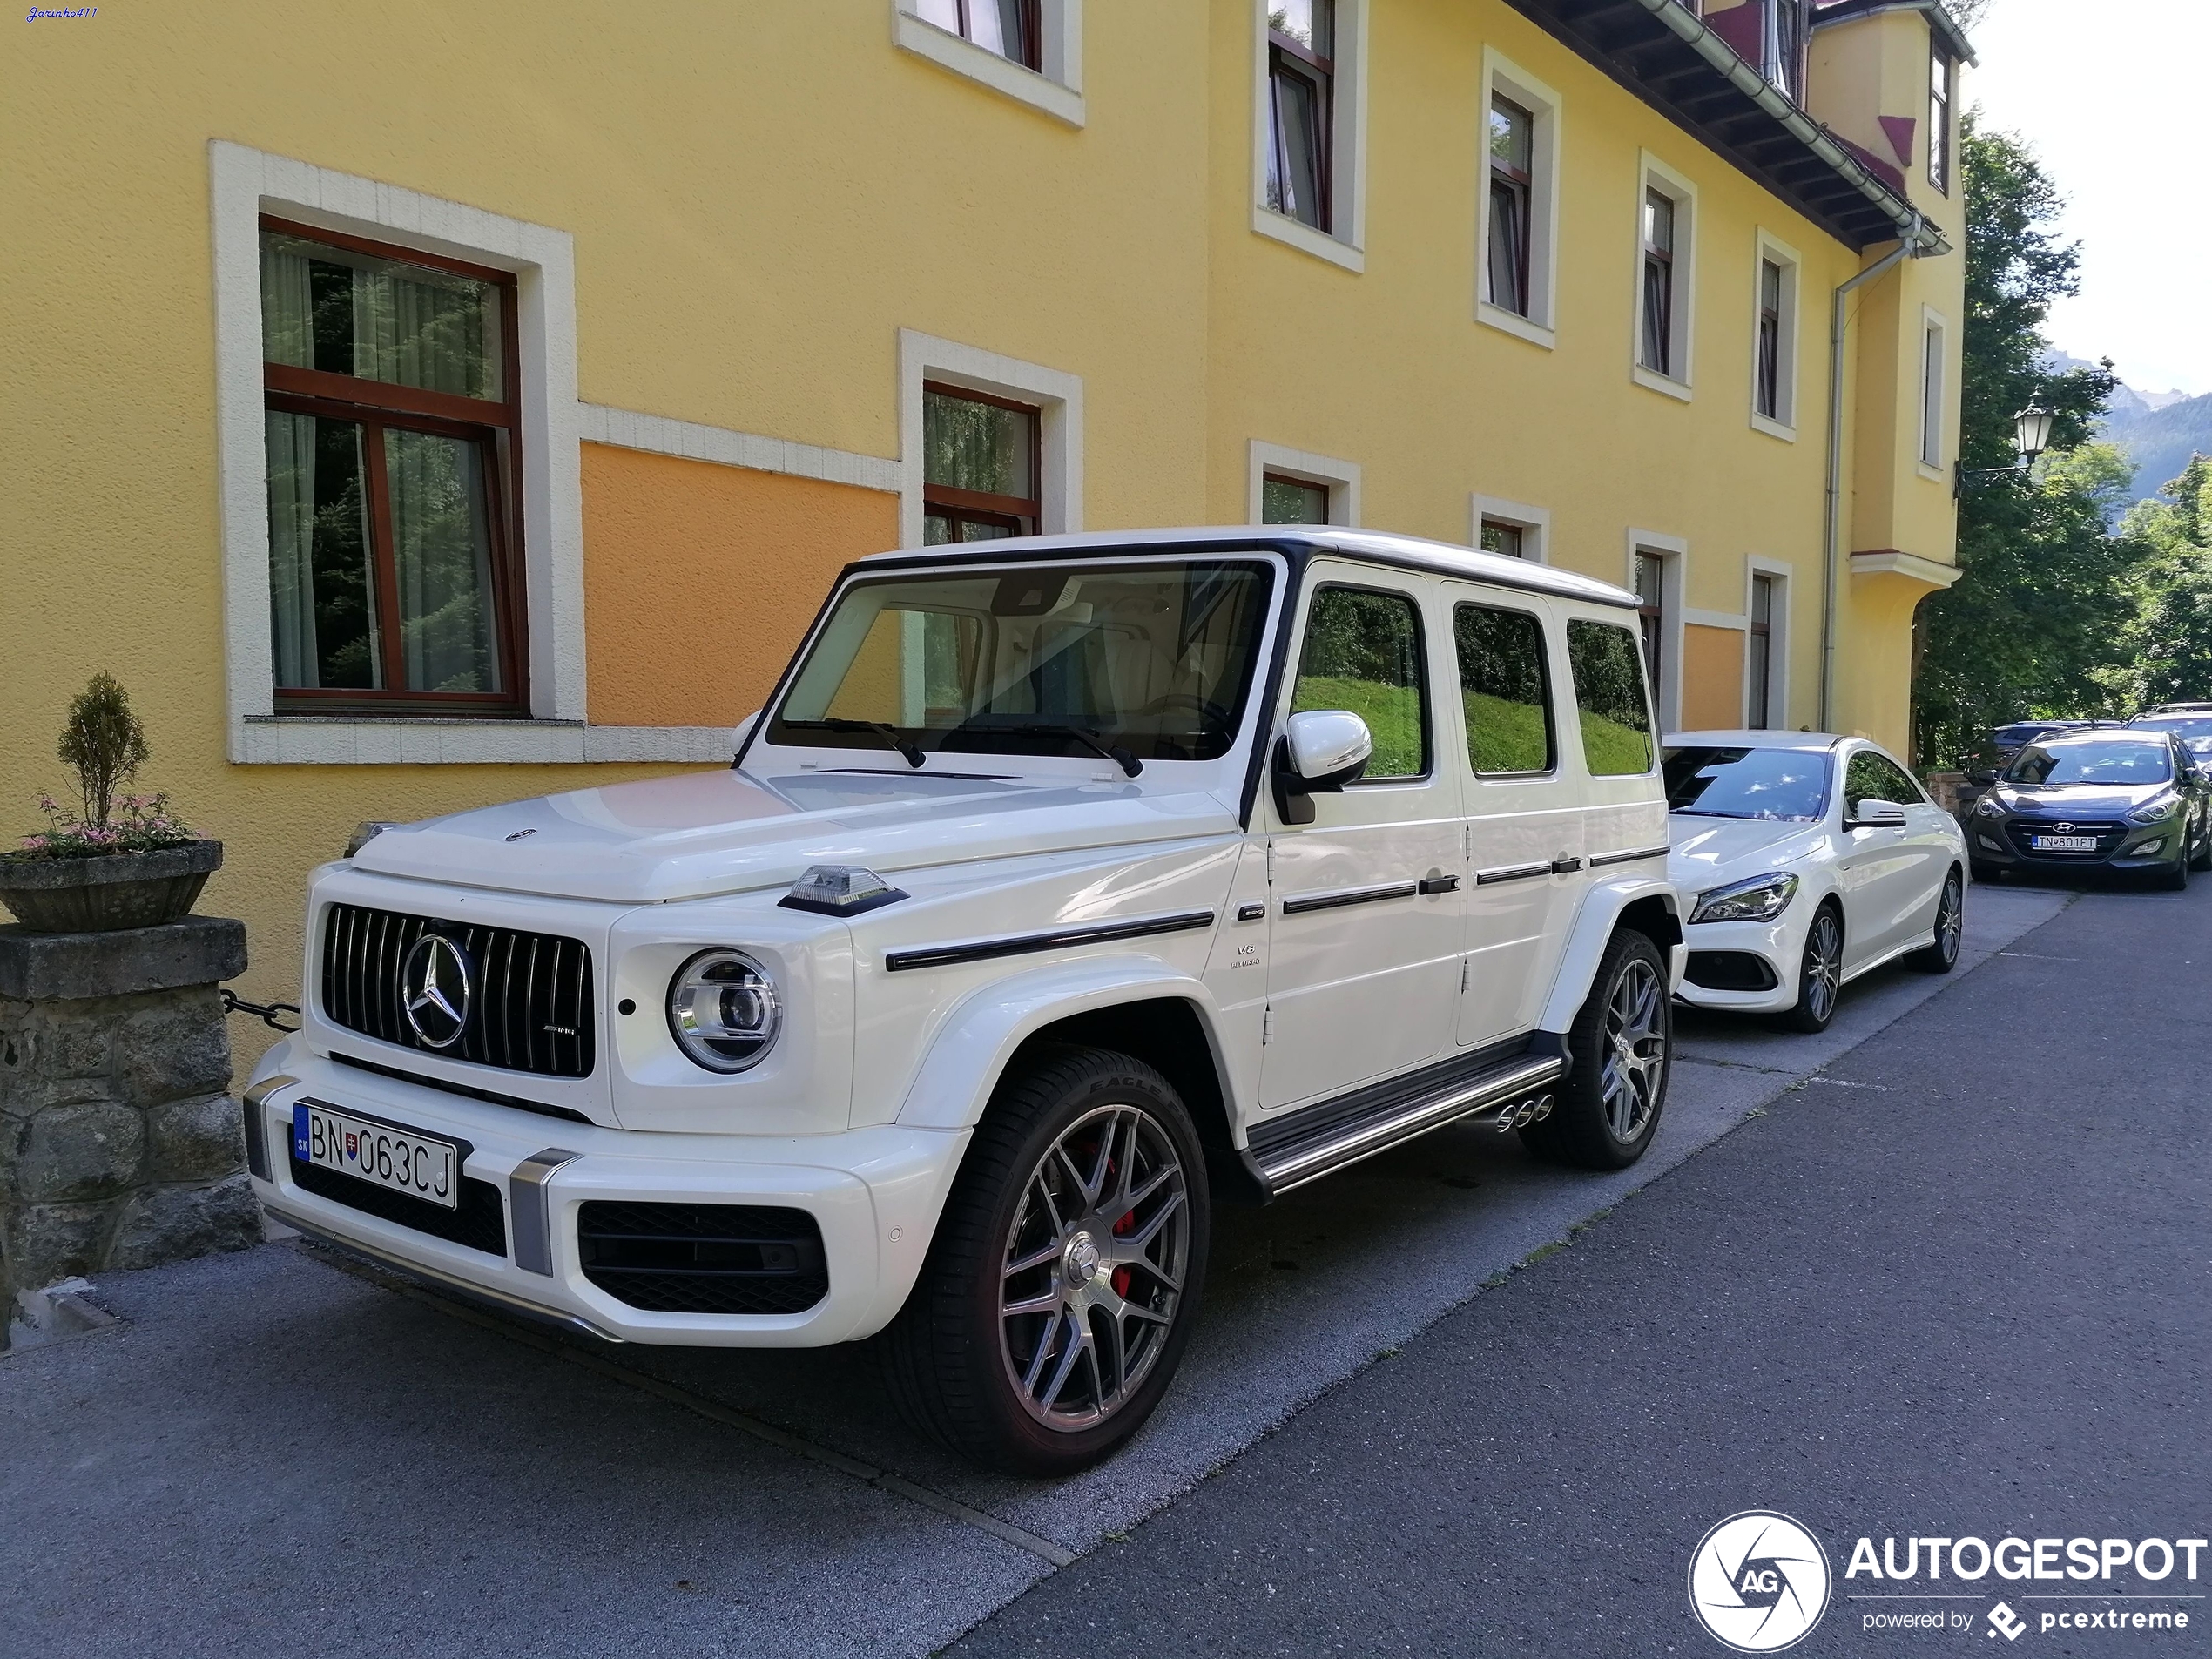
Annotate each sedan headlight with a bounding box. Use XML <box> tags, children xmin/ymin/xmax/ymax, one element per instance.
<box><xmin>1690</xmin><ymin>872</ymin><xmax>1801</xmax><ymax>926</ymax></box>
<box><xmin>667</xmin><ymin>948</ymin><xmax>782</xmax><ymax>1073</ymax></box>
<box><xmin>2126</xmin><ymin>795</ymin><xmax>2181</xmax><ymax>825</ymax></box>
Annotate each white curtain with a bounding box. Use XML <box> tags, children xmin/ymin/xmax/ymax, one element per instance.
<box><xmin>353</xmin><ymin>265</ymin><xmax>491</xmax><ymax>397</ymax></box>
<box><xmin>264</xmin><ymin>411</ymin><xmax>320</xmax><ymax>687</ymax></box>
<box><xmin>385</xmin><ymin>428</ymin><xmax>499</xmax><ymax>692</ymax></box>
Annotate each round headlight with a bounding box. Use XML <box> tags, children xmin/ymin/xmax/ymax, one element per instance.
<box><xmin>667</xmin><ymin>948</ymin><xmax>782</xmax><ymax>1073</ymax></box>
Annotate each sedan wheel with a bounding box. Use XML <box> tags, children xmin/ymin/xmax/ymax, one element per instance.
<box><xmin>1910</xmin><ymin>870</ymin><xmax>1964</xmax><ymax>974</ymax></box>
<box><xmin>1784</xmin><ymin>905</ymin><xmax>1844</xmax><ymax>1033</ymax></box>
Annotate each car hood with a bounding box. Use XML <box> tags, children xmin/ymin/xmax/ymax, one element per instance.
<box><xmin>350</xmin><ymin>767</ymin><xmax>1242</xmax><ymax>904</ymax></box>
<box><xmin>1667</xmin><ymin>814</ymin><xmax>1827</xmax><ymax>890</ymax></box>
<box><xmin>1992</xmin><ymin>782</ymin><xmax>2165</xmax><ymax>818</ymax></box>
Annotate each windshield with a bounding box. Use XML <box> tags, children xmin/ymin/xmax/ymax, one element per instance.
<box><xmin>1663</xmin><ymin>746</ymin><xmax>1830</xmax><ymax>821</ymax></box>
<box><xmin>2004</xmin><ymin>740</ymin><xmax>2171</xmax><ymax>786</ymax></box>
<box><xmin>768</xmin><ymin>559</ymin><xmax>1276</xmax><ymax>765</ymax></box>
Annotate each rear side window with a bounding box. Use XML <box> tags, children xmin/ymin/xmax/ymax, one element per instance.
<box><xmin>1565</xmin><ymin>620</ymin><xmax>1655</xmax><ymax>776</ymax></box>
<box><xmin>1292</xmin><ymin>586</ymin><xmax>1430</xmax><ymax>779</ymax></box>
<box><xmin>1454</xmin><ymin>604</ymin><xmax>1554</xmax><ymax>774</ymax></box>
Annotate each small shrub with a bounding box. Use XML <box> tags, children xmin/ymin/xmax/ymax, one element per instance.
<box><xmin>57</xmin><ymin>672</ymin><xmax>150</xmax><ymax>829</ymax></box>
<box><xmin>9</xmin><ymin>675</ymin><xmax>196</xmax><ymax>860</ymax></box>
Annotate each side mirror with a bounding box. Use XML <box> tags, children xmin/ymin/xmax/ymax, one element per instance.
<box><xmin>1273</xmin><ymin>710</ymin><xmax>1372</xmax><ymax>825</ymax></box>
<box><xmin>1966</xmin><ymin>768</ymin><xmax>1996</xmax><ymax>787</ymax></box>
<box><xmin>1851</xmin><ymin>799</ymin><xmax>1910</xmax><ymax>829</ymax></box>
<box><xmin>731</xmin><ymin>711</ymin><xmax>761</xmax><ymax>758</ymax></box>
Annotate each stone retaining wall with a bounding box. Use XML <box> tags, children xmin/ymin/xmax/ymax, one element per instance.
<box><xmin>0</xmin><ymin>916</ymin><xmax>260</xmax><ymax>1306</ymax></box>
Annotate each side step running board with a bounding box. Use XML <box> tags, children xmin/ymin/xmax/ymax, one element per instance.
<box><xmin>1247</xmin><ymin>1053</ymin><xmax>1566</xmax><ymax>1197</ymax></box>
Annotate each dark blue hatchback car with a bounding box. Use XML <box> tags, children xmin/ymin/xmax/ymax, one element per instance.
<box><xmin>1967</xmin><ymin>730</ymin><xmax>2212</xmax><ymax>888</ymax></box>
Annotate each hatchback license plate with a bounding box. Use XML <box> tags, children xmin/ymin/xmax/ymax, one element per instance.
<box><xmin>2030</xmin><ymin>834</ymin><xmax>2096</xmax><ymax>853</ymax></box>
<box><xmin>293</xmin><ymin>1103</ymin><xmax>458</xmax><ymax>1211</ymax></box>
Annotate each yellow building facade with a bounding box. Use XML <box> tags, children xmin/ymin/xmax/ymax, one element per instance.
<box><xmin>2</xmin><ymin>0</ymin><xmax>1969</xmax><ymax>1047</ymax></box>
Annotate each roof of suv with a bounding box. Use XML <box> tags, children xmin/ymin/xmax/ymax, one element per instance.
<box><xmin>853</xmin><ymin>526</ymin><xmax>1640</xmax><ymax>610</ymax></box>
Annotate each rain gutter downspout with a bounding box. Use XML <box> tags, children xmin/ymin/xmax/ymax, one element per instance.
<box><xmin>1820</xmin><ymin>219</ymin><xmax>1924</xmax><ymax>732</ymax></box>
<box><xmin>1623</xmin><ymin>0</ymin><xmax>1946</xmax><ymax>732</ymax></box>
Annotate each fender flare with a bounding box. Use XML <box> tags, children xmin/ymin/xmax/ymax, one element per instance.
<box><xmin>851</xmin><ymin>957</ymin><xmax>1235</xmax><ymax>1340</ymax></box>
<box><xmin>1534</xmin><ymin>874</ymin><xmax>1685</xmax><ymax>1035</ymax></box>
<box><xmin>893</xmin><ymin>954</ymin><xmax>1233</xmax><ymax>1131</ymax></box>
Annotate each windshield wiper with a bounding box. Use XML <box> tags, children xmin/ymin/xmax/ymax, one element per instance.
<box><xmin>787</xmin><ymin>718</ymin><xmax>926</xmax><ymax>768</ymax></box>
<box><xmin>953</xmin><ymin>718</ymin><xmax>1143</xmax><ymax>777</ymax></box>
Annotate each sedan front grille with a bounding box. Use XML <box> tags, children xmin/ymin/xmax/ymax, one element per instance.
<box><xmin>320</xmin><ymin>903</ymin><xmax>596</xmax><ymax>1079</ymax></box>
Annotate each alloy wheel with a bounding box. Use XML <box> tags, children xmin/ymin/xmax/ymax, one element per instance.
<box><xmin>1935</xmin><ymin>877</ymin><xmax>1963</xmax><ymax>963</ymax></box>
<box><xmin>997</xmin><ymin>1103</ymin><xmax>1190</xmax><ymax>1433</ymax></box>
<box><xmin>1803</xmin><ymin>911</ymin><xmax>1844</xmax><ymax>1022</ymax></box>
<box><xmin>1599</xmin><ymin>956</ymin><xmax>1667</xmax><ymax>1142</ymax></box>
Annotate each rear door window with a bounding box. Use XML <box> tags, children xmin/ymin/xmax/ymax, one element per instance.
<box><xmin>1453</xmin><ymin>603</ymin><xmax>1554</xmax><ymax>774</ymax></box>
<box><xmin>1565</xmin><ymin>619</ymin><xmax>1655</xmax><ymax>777</ymax></box>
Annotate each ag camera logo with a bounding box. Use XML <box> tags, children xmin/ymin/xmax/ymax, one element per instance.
<box><xmin>1689</xmin><ymin>1511</ymin><xmax>1833</xmax><ymax>1652</ymax></box>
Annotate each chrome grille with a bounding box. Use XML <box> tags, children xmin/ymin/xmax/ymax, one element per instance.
<box><xmin>320</xmin><ymin>903</ymin><xmax>596</xmax><ymax>1078</ymax></box>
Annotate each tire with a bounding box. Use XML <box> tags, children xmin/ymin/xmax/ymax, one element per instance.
<box><xmin>2158</xmin><ymin>854</ymin><xmax>2189</xmax><ymax>893</ymax></box>
<box><xmin>880</xmin><ymin>1045</ymin><xmax>1209</xmax><ymax>1475</ymax></box>
<box><xmin>1783</xmin><ymin>903</ymin><xmax>1845</xmax><ymax>1033</ymax></box>
<box><xmin>1520</xmin><ymin>929</ymin><xmax>1670</xmax><ymax>1171</ymax></box>
<box><xmin>1909</xmin><ymin>868</ymin><xmax>1964</xmax><ymax>974</ymax></box>
<box><xmin>2190</xmin><ymin>822</ymin><xmax>2211</xmax><ymax>873</ymax></box>
<box><xmin>1969</xmin><ymin>859</ymin><xmax>2002</xmax><ymax>885</ymax></box>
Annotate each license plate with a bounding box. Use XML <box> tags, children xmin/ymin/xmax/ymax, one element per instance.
<box><xmin>2030</xmin><ymin>834</ymin><xmax>2096</xmax><ymax>853</ymax></box>
<box><xmin>293</xmin><ymin>1102</ymin><xmax>458</xmax><ymax>1211</ymax></box>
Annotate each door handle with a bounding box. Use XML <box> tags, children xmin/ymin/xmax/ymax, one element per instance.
<box><xmin>1549</xmin><ymin>856</ymin><xmax>1584</xmax><ymax>873</ymax></box>
<box><xmin>1417</xmin><ymin>873</ymin><xmax>1460</xmax><ymax>895</ymax></box>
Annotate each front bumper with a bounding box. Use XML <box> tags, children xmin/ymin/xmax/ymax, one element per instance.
<box><xmin>1969</xmin><ymin>816</ymin><xmax>2179</xmax><ymax>874</ymax></box>
<box><xmin>1674</xmin><ymin>914</ymin><xmax>1800</xmax><ymax>1013</ymax></box>
<box><xmin>245</xmin><ymin>1043</ymin><xmax>967</xmax><ymax>1346</ymax></box>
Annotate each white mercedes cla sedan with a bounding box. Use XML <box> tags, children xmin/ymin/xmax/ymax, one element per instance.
<box><xmin>1664</xmin><ymin>732</ymin><xmax>1966</xmax><ymax>1032</ymax></box>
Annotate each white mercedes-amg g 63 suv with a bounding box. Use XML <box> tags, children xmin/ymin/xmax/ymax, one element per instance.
<box><xmin>245</xmin><ymin>527</ymin><xmax>1681</xmax><ymax>1473</ymax></box>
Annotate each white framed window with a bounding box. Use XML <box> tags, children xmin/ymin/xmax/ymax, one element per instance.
<box><xmin>1750</xmin><ymin>230</ymin><xmax>1801</xmax><ymax>440</ymax></box>
<box><xmin>1919</xmin><ymin>307</ymin><xmax>1948</xmax><ymax>475</ymax></box>
<box><xmin>1477</xmin><ymin>50</ymin><xmax>1562</xmax><ymax>348</ymax></box>
<box><xmin>1626</xmin><ymin>529</ymin><xmax>1688</xmax><ymax>730</ymax></box>
<box><xmin>1632</xmin><ymin>152</ymin><xmax>1698</xmax><ymax>400</ymax></box>
<box><xmin>1744</xmin><ymin>558</ymin><xmax>1791</xmax><ymax>729</ymax></box>
<box><xmin>894</xmin><ymin>0</ymin><xmax>1084</xmax><ymax>126</ymax></box>
<box><xmin>1251</xmin><ymin>0</ymin><xmax>1369</xmax><ymax>273</ymax></box>
<box><xmin>207</xmin><ymin>144</ymin><xmax>741</xmax><ymax>765</ymax></box>
<box><xmin>899</xmin><ymin>330</ymin><xmax>1082</xmax><ymax>549</ymax></box>
<box><xmin>1472</xmin><ymin>493</ymin><xmax>1550</xmax><ymax>563</ymax></box>
<box><xmin>1250</xmin><ymin>441</ymin><xmax>1359</xmax><ymax>526</ymax></box>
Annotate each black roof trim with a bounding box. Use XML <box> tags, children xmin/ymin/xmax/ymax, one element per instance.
<box><xmin>1503</xmin><ymin>0</ymin><xmax>1943</xmax><ymax>253</ymax></box>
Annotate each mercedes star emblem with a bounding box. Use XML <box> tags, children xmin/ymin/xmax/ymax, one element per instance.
<box><xmin>401</xmin><ymin>934</ymin><xmax>473</xmax><ymax>1049</ymax></box>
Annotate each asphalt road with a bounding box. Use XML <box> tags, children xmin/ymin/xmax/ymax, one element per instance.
<box><xmin>4</xmin><ymin>881</ymin><xmax>2142</xmax><ymax>1659</ymax></box>
<box><xmin>951</xmin><ymin>879</ymin><xmax>2212</xmax><ymax>1657</ymax></box>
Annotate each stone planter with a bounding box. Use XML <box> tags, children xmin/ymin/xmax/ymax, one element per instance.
<box><xmin>0</xmin><ymin>840</ymin><xmax>222</xmax><ymax>934</ymax></box>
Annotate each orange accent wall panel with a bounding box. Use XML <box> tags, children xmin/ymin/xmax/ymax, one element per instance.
<box><xmin>1680</xmin><ymin>623</ymin><xmax>1748</xmax><ymax>732</ymax></box>
<box><xmin>581</xmin><ymin>443</ymin><xmax>898</xmax><ymax>727</ymax></box>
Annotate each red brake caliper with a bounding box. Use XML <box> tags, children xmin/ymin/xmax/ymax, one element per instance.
<box><xmin>1111</xmin><ymin>1207</ymin><xmax>1136</xmax><ymax>1296</ymax></box>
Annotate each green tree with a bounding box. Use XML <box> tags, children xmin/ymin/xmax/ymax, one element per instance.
<box><xmin>1912</xmin><ymin>119</ymin><xmax>2129</xmax><ymax>767</ymax></box>
<box><xmin>2109</xmin><ymin>458</ymin><xmax>2212</xmax><ymax>706</ymax></box>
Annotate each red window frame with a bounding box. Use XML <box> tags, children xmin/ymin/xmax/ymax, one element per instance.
<box><xmin>921</xmin><ymin>381</ymin><xmax>1042</xmax><ymax>543</ymax></box>
<box><xmin>260</xmin><ymin>214</ymin><xmax>529</xmax><ymax>718</ymax></box>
